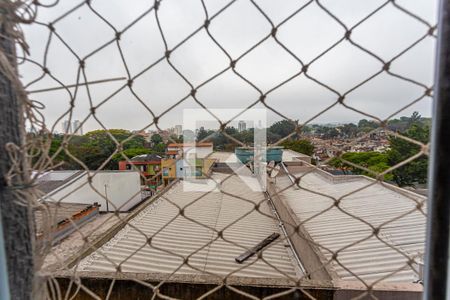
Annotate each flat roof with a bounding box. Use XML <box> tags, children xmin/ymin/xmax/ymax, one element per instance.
<box><xmin>34</xmin><ymin>202</ymin><xmax>89</xmax><ymax>234</ymax></box>
<box><xmin>42</xmin><ymin>212</ymin><xmax>128</xmax><ymax>272</ymax></box>
<box><xmin>208</xmin><ymin>152</ymin><xmax>238</xmax><ymax>163</ymax></box>
<box><xmin>275</xmin><ymin>169</ymin><xmax>426</xmax><ymax>284</ymax></box>
<box><xmin>282</xmin><ymin>149</ymin><xmax>310</xmax><ymax>161</ymax></box>
<box><xmin>36</xmin><ymin>170</ymin><xmax>84</xmax><ymax>194</ymax></box>
<box><xmin>78</xmin><ymin>174</ymin><xmax>300</xmax><ymax>280</ymax></box>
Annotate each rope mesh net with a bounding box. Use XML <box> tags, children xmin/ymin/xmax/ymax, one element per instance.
<box><xmin>0</xmin><ymin>0</ymin><xmax>436</xmax><ymax>299</ymax></box>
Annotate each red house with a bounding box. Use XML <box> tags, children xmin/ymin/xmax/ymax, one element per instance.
<box><xmin>118</xmin><ymin>154</ymin><xmax>162</xmax><ymax>189</ymax></box>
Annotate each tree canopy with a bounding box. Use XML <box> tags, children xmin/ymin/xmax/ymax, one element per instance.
<box><xmin>49</xmin><ymin>129</ymin><xmax>153</xmax><ymax>170</ymax></box>
<box><xmin>387</xmin><ymin>123</ymin><xmax>429</xmax><ymax>186</ymax></box>
<box><xmin>281</xmin><ymin>139</ymin><xmax>314</xmax><ymax>156</ymax></box>
<box><xmin>329</xmin><ymin>152</ymin><xmax>392</xmax><ymax>180</ymax></box>
<box><xmin>327</xmin><ymin>112</ymin><xmax>430</xmax><ymax>186</ymax></box>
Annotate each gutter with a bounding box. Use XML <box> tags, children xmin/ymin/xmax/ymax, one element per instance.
<box><xmin>267</xmin><ymin>163</ymin><xmax>337</xmax><ymax>282</ymax></box>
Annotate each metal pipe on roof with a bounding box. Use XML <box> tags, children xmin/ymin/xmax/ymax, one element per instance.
<box><xmin>424</xmin><ymin>1</ymin><xmax>450</xmax><ymax>298</ymax></box>
<box><xmin>265</xmin><ymin>190</ymin><xmax>307</xmax><ymax>277</ymax></box>
<box><xmin>280</xmin><ymin>162</ymin><xmax>299</xmax><ymax>190</ymax></box>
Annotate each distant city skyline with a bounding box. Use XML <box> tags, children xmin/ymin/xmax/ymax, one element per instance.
<box><xmin>60</xmin><ymin>120</ymin><xmax>84</xmax><ymax>135</ymax></box>
<box><xmin>49</xmin><ymin>112</ymin><xmax>429</xmax><ymax>135</ymax></box>
<box><xmin>21</xmin><ymin>1</ymin><xmax>436</xmax><ymax>133</ymax></box>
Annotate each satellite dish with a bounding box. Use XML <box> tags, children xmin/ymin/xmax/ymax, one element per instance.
<box><xmin>270</xmin><ymin>164</ymin><xmax>280</xmax><ymax>178</ymax></box>
<box><xmin>267</xmin><ymin>161</ymin><xmax>275</xmax><ymax>174</ymax></box>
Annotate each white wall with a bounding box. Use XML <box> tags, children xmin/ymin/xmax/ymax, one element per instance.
<box><xmin>45</xmin><ymin>171</ymin><xmax>142</xmax><ymax>212</ymax></box>
<box><xmin>193</xmin><ymin>147</ymin><xmax>213</xmax><ymax>158</ymax></box>
<box><xmin>170</xmin><ymin>146</ymin><xmax>213</xmax><ymax>159</ymax></box>
<box><xmin>39</xmin><ymin>170</ymin><xmax>79</xmax><ymax>181</ymax></box>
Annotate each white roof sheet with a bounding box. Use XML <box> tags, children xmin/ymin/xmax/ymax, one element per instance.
<box><xmin>208</xmin><ymin>152</ymin><xmax>238</xmax><ymax>163</ymax></box>
<box><xmin>275</xmin><ymin>171</ymin><xmax>426</xmax><ymax>283</ymax></box>
<box><xmin>79</xmin><ymin>174</ymin><xmax>299</xmax><ymax>280</ymax></box>
<box><xmin>282</xmin><ymin>149</ymin><xmax>310</xmax><ymax>162</ymax></box>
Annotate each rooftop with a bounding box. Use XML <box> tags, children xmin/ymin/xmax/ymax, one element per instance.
<box><xmin>130</xmin><ymin>154</ymin><xmax>162</xmax><ymax>162</ymax></box>
<box><xmin>34</xmin><ymin>202</ymin><xmax>89</xmax><ymax>235</ymax></box>
<box><xmin>208</xmin><ymin>151</ymin><xmax>238</xmax><ymax>163</ymax></box>
<box><xmin>167</xmin><ymin>143</ymin><xmax>213</xmax><ymax>148</ymax></box>
<box><xmin>281</xmin><ymin>149</ymin><xmax>311</xmax><ymax>162</ymax></box>
<box><xmin>36</xmin><ymin>170</ymin><xmax>83</xmax><ymax>194</ymax></box>
<box><xmin>273</xmin><ymin>167</ymin><xmax>426</xmax><ymax>284</ymax></box>
<box><xmin>78</xmin><ymin>173</ymin><xmax>301</xmax><ymax>280</ymax></box>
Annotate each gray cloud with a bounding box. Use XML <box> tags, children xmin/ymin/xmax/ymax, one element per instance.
<box><xmin>21</xmin><ymin>0</ymin><xmax>438</xmax><ymax>132</ymax></box>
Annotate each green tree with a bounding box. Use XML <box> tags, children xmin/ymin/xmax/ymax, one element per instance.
<box><xmin>339</xmin><ymin>123</ymin><xmax>358</xmax><ymax>138</ymax></box>
<box><xmin>316</xmin><ymin>126</ymin><xmax>339</xmax><ymax>139</ymax></box>
<box><xmin>197</xmin><ymin>127</ymin><xmax>213</xmax><ymax>142</ymax></box>
<box><xmin>169</xmin><ymin>134</ymin><xmax>183</xmax><ymax>143</ymax></box>
<box><xmin>387</xmin><ymin>123</ymin><xmax>429</xmax><ymax>186</ymax></box>
<box><xmin>269</xmin><ymin>120</ymin><xmax>296</xmax><ymax>139</ymax></box>
<box><xmin>85</xmin><ymin>129</ymin><xmax>145</xmax><ymax>150</ymax></box>
<box><xmin>329</xmin><ymin>152</ymin><xmax>392</xmax><ymax>180</ymax></box>
<box><xmin>150</xmin><ymin>134</ymin><xmax>163</xmax><ymax>145</ymax></box>
<box><xmin>281</xmin><ymin>139</ymin><xmax>314</xmax><ymax>156</ymax></box>
<box><xmin>357</xmin><ymin>119</ymin><xmax>379</xmax><ymax>134</ymax></box>
<box><xmin>236</xmin><ymin>129</ymin><xmax>254</xmax><ymax>144</ymax></box>
<box><xmin>110</xmin><ymin>148</ymin><xmax>153</xmax><ymax>169</ymax></box>
<box><xmin>153</xmin><ymin>143</ymin><xmax>166</xmax><ymax>154</ymax></box>
<box><xmin>62</xmin><ymin>129</ymin><xmax>146</xmax><ymax>169</ymax></box>
<box><xmin>48</xmin><ymin>134</ymin><xmax>66</xmax><ymax>163</ymax></box>
<box><xmin>387</xmin><ymin>111</ymin><xmax>425</xmax><ymax>133</ymax></box>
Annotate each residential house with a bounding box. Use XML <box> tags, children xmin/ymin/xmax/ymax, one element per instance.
<box><xmin>118</xmin><ymin>154</ymin><xmax>162</xmax><ymax>190</ymax></box>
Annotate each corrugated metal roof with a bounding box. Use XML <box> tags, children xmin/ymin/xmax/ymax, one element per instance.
<box><xmin>275</xmin><ymin>170</ymin><xmax>426</xmax><ymax>283</ymax></box>
<box><xmin>79</xmin><ymin>174</ymin><xmax>300</xmax><ymax>279</ymax></box>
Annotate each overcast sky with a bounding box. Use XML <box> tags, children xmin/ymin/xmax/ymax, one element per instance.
<box><xmin>20</xmin><ymin>0</ymin><xmax>438</xmax><ymax>133</ymax></box>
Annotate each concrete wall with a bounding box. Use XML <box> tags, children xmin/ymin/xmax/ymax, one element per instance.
<box><xmin>55</xmin><ymin>277</ymin><xmax>333</xmax><ymax>300</ymax></box>
<box><xmin>182</xmin><ymin>146</ymin><xmax>213</xmax><ymax>159</ymax></box>
<box><xmin>192</xmin><ymin>146</ymin><xmax>213</xmax><ymax>158</ymax></box>
<box><xmin>203</xmin><ymin>158</ymin><xmax>215</xmax><ymax>176</ymax></box>
<box><xmin>54</xmin><ymin>277</ymin><xmax>421</xmax><ymax>300</ymax></box>
<box><xmin>45</xmin><ymin>171</ymin><xmax>141</xmax><ymax>212</ymax></box>
<box><xmin>295</xmin><ymin>156</ymin><xmax>312</xmax><ymax>164</ymax></box>
<box><xmin>39</xmin><ymin>170</ymin><xmax>79</xmax><ymax>181</ymax></box>
<box><xmin>176</xmin><ymin>159</ymin><xmax>185</xmax><ymax>178</ymax></box>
